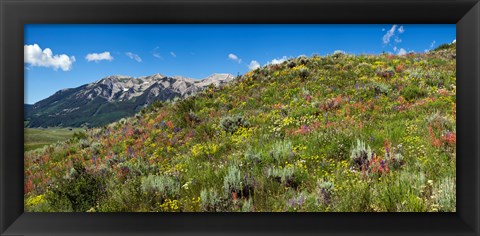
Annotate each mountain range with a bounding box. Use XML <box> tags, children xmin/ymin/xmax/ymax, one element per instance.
<box><xmin>24</xmin><ymin>73</ymin><xmax>235</xmax><ymax>128</ymax></box>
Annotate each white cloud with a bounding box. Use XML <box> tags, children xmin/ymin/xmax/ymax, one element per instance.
<box><xmin>268</xmin><ymin>56</ymin><xmax>288</xmax><ymax>65</ymax></box>
<box><xmin>126</xmin><ymin>52</ymin><xmax>142</xmax><ymax>62</ymax></box>
<box><xmin>24</xmin><ymin>44</ymin><xmax>76</xmax><ymax>71</ymax></box>
<box><xmin>228</xmin><ymin>53</ymin><xmax>242</xmax><ymax>63</ymax></box>
<box><xmin>382</xmin><ymin>25</ymin><xmax>397</xmax><ymax>44</ymax></box>
<box><xmin>397</xmin><ymin>48</ymin><xmax>407</xmax><ymax>56</ymax></box>
<box><xmin>393</xmin><ymin>46</ymin><xmax>398</xmax><ymax>52</ymax></box>
<box><xmin>248</xmin><ymin>60</ymin><xmax>260</xmax><ymax>70</ymax></box>
<box><xmin>170</xmin><ymin>52</ymin><xmax>176</xmax><ymax>58</ymax></box>
<box><xmin>424</xmin><ymin>40</ymin><xmax>437</xmax><ymax>52</ymax></box>
<box><xmin>85</xmin><ymin>51</ymin><xmax>113</xmax><ymax>62</ymax></box>
<box><xmin>152</xmin><ymin>46</ymin><xmax>162</xmax><ymax>59</ymax></box>
<box><xmin>383</xmin><ymin>25</ymin><xmax>405</xmax><ymax>45</ymax></box>
<box><xmin>452</xmin><ymin>39</ymin><xmax>456</xmax><ymax>44</ymax></box>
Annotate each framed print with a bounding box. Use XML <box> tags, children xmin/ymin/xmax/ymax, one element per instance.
<box><xmin>1</xmin><ymin>0</ymin><xmax>479</xmax><ymax>235</ymax></box>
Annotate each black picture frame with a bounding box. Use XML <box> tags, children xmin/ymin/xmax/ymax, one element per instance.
<box><xmin>1</xmin><ymin>0</ymin><xmax>479</xmax><ymax>235</ymax></box>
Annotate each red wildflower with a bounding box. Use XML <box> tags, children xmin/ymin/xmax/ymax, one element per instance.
<box><xmin>305</xmin><ymin>95</ymin><xmax>312</xmax><ymax>103</ymax></box>
<box><xmin>395</xmin><ymin>64</ymin><xmax>404</xmax><ymax>73</ymax></box>
<box><xmin>25</xmin><ymin>179</ymin><xmax>33</xmax><ymax>194</ymax></box>
<box><xmin>442</xmin><ymin>132</ymin><xmax>456</xmax><ymax>146</ymax></box>
<box><xmin>272</xmin><ymin>103</ymin><xmax>283</xmax><ymax>109</ymax></box>
<box><xmin>166</xmin><ymin>121</ymin><xmax>174</xmax><ymax>130</ymax></box>
<box><xmin>428</xmin><ymin>126</ymin><xmax>442</xmax><ymax>147</ymax></box>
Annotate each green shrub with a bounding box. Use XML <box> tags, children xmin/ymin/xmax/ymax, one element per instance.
<box><xmin>220</xmin><ymin>115</ymin><xmax>250</xmax><ymax>134</ymax></box>
<box><xmin>373</xmin><ymin>82</ymin><xmax>390</xmax><ymax>95</ymax></box>
<box><xmin>433</xmin><ymin>43</ymin><xmax>454</xmax><ymax>51</ymax></box>
<box><xmin>317</xmin><ymin>181</ymin><xmax>334</xmax><ymax>205</ymax></box>
<box><xmin>46</xmin><ymin>162</ymin><xmax>104</xmax><ymax>212</ymax></box>
<box><xmin>298</xmin><ymin>67</ymin><xmax>310</xmax><ymax>79</ymax></box>
<box><xmin>433</xmin><ymin>176</ymin><xmax>456</xmax><ymax>212</ymax></box>
<box><xmin>200</xmin><ymin>188</ymin><xmax>222</xmax><ymax>211</ymax></box>
<box><xmin>350</xmin><ymin>139</ymin><xmax>373</xmax><ymax>169</ymax></box>
<box><xmin>332</xmin><ymin>179</ymin><xmax>372</xmax><ymax>212</ymax></box>
<box><xmin>267</xmin><ymin>166</ymin><xmax>300</xmax><ymax>189</ymax></box>
<box><xmin>244</xmin><ymin>148</ymin><xmax>262</xmax><ymax>166</ymax></box>
<box><xmin>401</xmin><ymin>85</ymin><xmax>427</xmax><ymax>102</ymax></box>
<box><xmin>287</xmin><ymin>61</ymin><xmax>296</xmax><ymax>69</ymax></box>
<box><xmin>97</xmin><ymin>178</ymin><xmax>144</xmax><ymax>212</ymax></box>
<box><xmin>77</xmin><ymin>138</ymin><xmax>89</xmax><ymax>149</ymax></box>
<box><xmin>374</xmin><ymin>171</ymin><xmax>429</xmax><ymax>212</ymax></box>
<box><xmin>376</xmin><ymin>67</ymin><xmax>395</xmax><ymax>78</ymax></box>
<box><xmin>223</xmin><ymin>165</ymin><xmax>254</xmax><ymax>198</ymax></box>
<box><xmin>241</xmin><ymin>198</ymin><xmax>254</xmax><ymax>212</ymax></box>
<box><xmin>90</xmin><ymin>142</ymin><xmax>102</xmax><ymax>155</ymax></box>
<box><xmin>175</xmin><ymin>96</ymin><xmax>198</xmax><ymax>114</ymax></box>
<box><xmin>269</xmin><ymin>140</ymin><xmax>294</xmax><ymax>164</ymax></box>
<box><xmin>223</xmin><ymin>166</ymin><xmax>242</xmax><ymax>194</ymax></box>
<box><xmin>332</xmin><ymin>50</ymin><xmax>346</xmax><ymax>59</ymax></box>
<box><xmin>141</xmin><ymin>175</ymin><xmax>180</xmax><ymax>199</ymax></box>
<box><xmin>71</xmin><ymin>130</ymin><xmax>88</xmax><ymax>141</ymax></box>
<box><xmin>117</xmin><ymin>160</ymin><xmax>150</xmax><ymax>178</ymax></box>
<box><xmin>151</xmin><ymin>99</ymin><xmax>164</xmax><ymax>109</ymax></box>
<box><xmin>184</xmin><ymin>111</ymin><xmax>202</xmax><ymax>127</ymax></box>
<box><xmin>385</xmin><ymin>144</ymin><xmax>405</xmax><ymax>169</ymax></box>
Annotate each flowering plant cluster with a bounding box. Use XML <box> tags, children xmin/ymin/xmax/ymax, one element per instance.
<box><xmin>24</xmin><ymin>43</ymin><xmax>456</xmax><ymax>212</ymax></box>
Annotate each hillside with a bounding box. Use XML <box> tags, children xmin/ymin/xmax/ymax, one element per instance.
<box><xmin>24</xmin><ymin>43</ymin><xmax>456</xmax><ymax>212</ymax></box>
<box><xmin>25</xmin><ymin>73</ymin><xmax>234</xmax><ymax>128</ymax></box>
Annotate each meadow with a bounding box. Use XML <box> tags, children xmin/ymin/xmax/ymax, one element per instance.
<box><xmin>24</xmin><ymin>128</ymin><xmax>84</xmax><ymax>152</ymax></box>
<box><xmin>24</xmin><ymin>43</ymin><xmax>456</xmax><ymax>212</ymax></box>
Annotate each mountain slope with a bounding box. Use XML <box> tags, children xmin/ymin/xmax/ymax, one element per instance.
<box><xmin>24</xmin><ymin>43</ymin><xmax>456</xmax><ymax>212</ymax></box>
<box><xmin>25</xmin><ymin>73</ymin><xmax>235</xmax><ymax>128</ymax></box>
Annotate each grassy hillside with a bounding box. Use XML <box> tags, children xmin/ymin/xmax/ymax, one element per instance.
<box><xmin>24</xmin><ymin>128</ymin><xmax>84</xmax><ymax>152</ymax></box>
<box><xmin>24</xmin><ymin>44</ymin><xmax>456</xmax><ymax>212</ymax></box>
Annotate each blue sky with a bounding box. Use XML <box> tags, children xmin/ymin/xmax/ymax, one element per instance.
<box><xmin>24</xmin><ymin>24</ymin><xmax>456</xmax><ymax>104</ymax></box>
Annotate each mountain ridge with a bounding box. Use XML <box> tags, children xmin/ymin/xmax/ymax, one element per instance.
<box><xmin>25</xmin><ymin>73</ymin><xmax>235</xmax><ymax>128</ymax></box>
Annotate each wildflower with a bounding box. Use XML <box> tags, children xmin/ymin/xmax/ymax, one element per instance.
<box><xmin>166</xmin><ymin>121</ymin><xmax>174</xmax><ymax>130</ymax></box>
<box><xmin>306</xmin><ymin>95</ymin><xmax>312</xmax><ymax>103</ymax></box>
<box><xmin>442</xmin><ymin>132</ymin><xmax>456</xmax><ymax>146</ymax></box>
<box><xmin>182</xmin><ymin>181</ymin><xmax>192</xmax><ymax>190</ymax></box>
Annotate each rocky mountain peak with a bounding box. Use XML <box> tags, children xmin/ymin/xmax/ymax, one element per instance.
<box><xmin>25</xmin><ymin>72</ymin><xmax>236</xmax><ymax>128</ymax></box>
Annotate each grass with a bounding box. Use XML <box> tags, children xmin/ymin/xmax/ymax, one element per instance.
<box><xmin>24</xmin><ymin>128</ymin><xmax>84</xmax><ymax>152</ymax></box>
<box><xmin>24</xmin><ymin>43</ymin><xmax>456</xmax><ymax>212</ymax></box>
